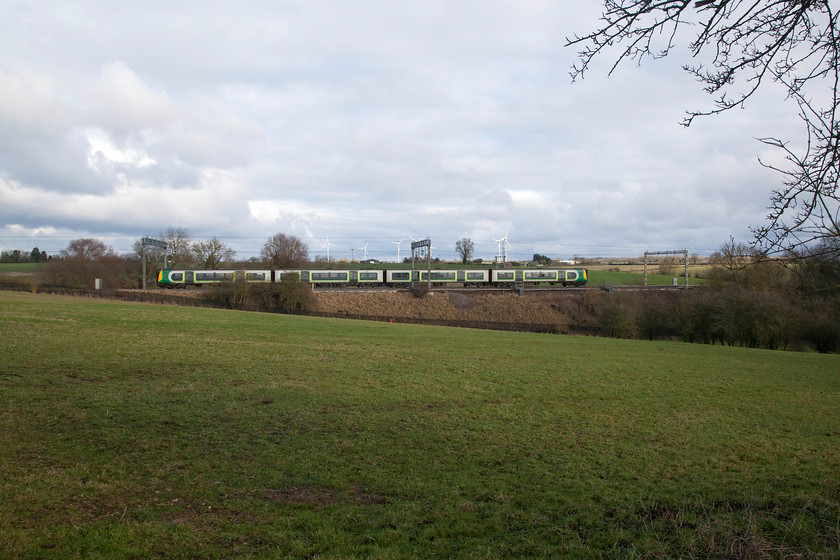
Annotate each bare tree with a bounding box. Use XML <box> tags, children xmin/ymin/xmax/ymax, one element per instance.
<box><xmin>788</xmin><ymin>236</ymin><xmax>840</xmax><ymax>292</ymax></box>
<box><xmin>261</xmin><ymin>233</ymin><xmax>309</xmax><ymax>268</ymax></box>
<box><xmin>160</xmin><ymin>227</ymin><xmax>194</xmax><ymax>266</ymax></box>
<box><xmin>568</xmin><ymin>1</ymin><xmax>840</xmax><ymax>257</ymax></box>
<box><xmin>708</xmin><ymin>236</ymin><xmax>787</xmax><ymax>290</ymax></box>
<box><xmin>191</xmin><ymin>237</ymin><xmax>235</xmax><ymax>269</ymax></box>
<box><xmin>455</xmin><ymin>238</ymin><xmax>475</xmax><ymax>264</ymax></box>
<box><xmin>61</xmin><ymin>238</ymin><xmax>113</xmax><ymax>260</ymax></box>
<box><xmin>657</xmin><ymin>256</ymin><xmax>678</xmax><ymax>277</ymax></box>
<box><xmin>48</xmin><ymin>238</ymin><xmax>140</xmax><ymax>289</ymax></box>
<box><xmin>710</xmin><ymin>236</ymin><xmax>758</xmax><ymax>271</ymax></box>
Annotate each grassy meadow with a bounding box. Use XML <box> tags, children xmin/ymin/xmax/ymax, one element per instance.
<box><xmin>1</xmin><ymin>292</ymin><xmax>838</xmax><ymax>558</ymax></box>
<box><xmin>585</xmin><ymin>269</ymin><xmax>703</xmax><ymax>287</ymax></box>
<box><xmin>0</xmin><ymin>263</ymin><xmax>40</xmax><ymax>273</ymax></box>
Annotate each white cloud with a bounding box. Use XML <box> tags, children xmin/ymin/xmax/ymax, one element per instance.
<box><xmin>0</xmin><ymin>1</ymin><xmax>806</xmax><ymax>259</ymax></box>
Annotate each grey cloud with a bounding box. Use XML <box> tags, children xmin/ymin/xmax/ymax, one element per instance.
<box><xmin>0</xmin><ymin>1</ymin><xmax>804</xmax><ymax>258</ymax></box>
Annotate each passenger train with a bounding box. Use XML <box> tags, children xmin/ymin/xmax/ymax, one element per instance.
<box><xmin>157</xmin><ymin>267</ymin><xmax>588</xmax><ymax>288</ymax></box>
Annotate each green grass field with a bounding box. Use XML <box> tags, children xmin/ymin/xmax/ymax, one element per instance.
<box><xmin>1</xmin><ymin>292</ymin><xmax>837</xmax><ymax>558</ymax></box>
<box><xmin>585</xmin><ymin>269</ymin><xmax>703</xmax><ymax>287</ymax></box>
<box><xmin>0</xmin><ymin>262</ymin><xmax>40</xmax><ymax>273</ymax></box>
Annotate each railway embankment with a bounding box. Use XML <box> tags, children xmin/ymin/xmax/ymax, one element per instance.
<box><xmin>310</xmin><ymin>291</ymin><xmax>583</xmax><ymax>333</ymax></box>
<box><xmin>0</xmin><ymin>282</ymin><xmax>582</xmax><ymax>334</ymax></box>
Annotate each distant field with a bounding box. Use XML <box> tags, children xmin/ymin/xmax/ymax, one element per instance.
<box><xmin>586</xmin><ymin>264</ymin><xmax>708</xmax><ymax>287</ymax></box>
<box><xmin>1</xmin><ymin>292</ymin><xmax>837</xmax><ymax>558</ymax></box>
<box><xmin>0</xmin><ymin>262</ymin><xmax>39</xmax><ymax>273</ymax></box>
<box><xmin>586</xmin><ymin>269</ymin><xmax>704</xmax><ymax>287</ymax></box>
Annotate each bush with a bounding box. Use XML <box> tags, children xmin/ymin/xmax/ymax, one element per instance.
<box><xmin>801</xmin><ymin>314</ymin><xmax>840</xmax><ymax>353</ymax></box>
<box><xmin>712</xmin><ymin>289</ymin><xmax>793</xmax><ymax>349</ymax></box>
<box><xmin>259</xmin><ymin>277</ymin><xmax>315</xmax><ymax>313</ymax></box>
<box><xmin>206</xmin><ymin>276</ymin><xmax>315</xmax><ymax>314</ymax></box>
<box><xmin>596</xmin><ymin>294</ymin><xmax>638</xmax><ymax>338</ymax></box>
<box><xmin>42</xmin><ymin>255</ymin><xmax>141</xmax><ymax>290</ymax></box>
<box><xmin>636</xmin><ymin>294</ymin><xmax>678</xmax><ymax>340</ymax></box>
<box><xmin>410</xmin><ymin>285</ymin><xmax>430</xmax><ymax>299</ymax></box>
<box><xmin>672</xmin><ymin>291</ymin><xmax>722</xmax><ymax>345</ymax></box>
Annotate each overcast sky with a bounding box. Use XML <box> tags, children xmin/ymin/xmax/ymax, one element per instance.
<box><xmin>0</xmin><ymin>1</ymin><xmax>801</xmax><ymax>262</ymax></box>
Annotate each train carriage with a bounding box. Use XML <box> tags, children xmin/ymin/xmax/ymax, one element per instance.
<box><xmin>158</xmin><ymin>267</ymin><xmax>587</xmax><ymax>289</ymax></box>
<box><xmin>491</xmin><ymin>268</ymin><xmax>588</xmax><ymax>287</ymax></box>
<box><xmin>300</xmin><ymin>270</ymin><xmax>351</xmax><ymax>286</ymax></box>
<box><xmin>421</xmin><ymin>270</ymin><xmax>458</xmax><ymax>284</ymax></box>
<box><xmin>491</xmin><ymin>270</ymin><xmax>517</xmax><ymax>284</ymax></box>
<box><xmin>354</xmin><ymin>270</ymin><xmax>385</xmax><ymax>285</ymax></box>
<box><xmin>157</xmin><ymin>269</ymin><xmax>272</xmax><ymax>287</ymax></box>
<box><xmin>239</xmin><ymin>270</ymin><xmax>272</xmax><ymax>283</ymax></box>
<box><xmin>561</xmin><ymin>268</ymin><xmax>587</xmax><ymax>286</ymax></box>
<box><xmin>293</xmin><ymin>269</ymin><xmax>384</xmax><ymax>286</ymax></box>
<box><xmin>158</xmin><ymin>269</ymin><xmax>188</xmax><ymax>286</ymax></box>
<box><xmin>463</xmin><ymin>270</ymin><xmax>490</xmax><ymax>285</ymax></box>
<box><xmin>385</xmin><ymin>270</ymin><xmax>413</xmax><ymax>285</ymax></box>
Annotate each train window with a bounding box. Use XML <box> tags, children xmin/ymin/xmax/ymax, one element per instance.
<box><xmin>524</xmin><ymin>271</ymin><xmax>556</xmax><ymax>280</ymax></box>
<box><xmin>466</xmin><ymin>272</ymin><xmax>485</xmax><ymax>280</ymax></box>
<box><xmin>430</xmin><ymin>272</ymin><xmax>456</xmax><ymax>280</ymax></box>
<box><xmin>246</xmin><ymin>272</ymin><xmax>266</xmax><ymax>281</ymax></box>
<box><xmin>391</xmin><ymin>272</ymin><xmax>410</xmax><ymax>280</ymax></box>
<box><xmin>359</xmin><ymin>272</ymin><xmax>379</xmax><ymax>280</ymax></box>
<box><xmin>311</xmin><ymin>272</ymin><xmax>348</xmax><ymax>281</ymax></box>
<box><xmin>196</xmin><ymin>272</ymin><xmax>233</xmax><ymax>281</ymax></box>
<box><xmin>496</xmin><ymin>272</ymin><xmax>514</xmax><ymax>280</ymax></box>
<box><xmin>566</xmin><ymin>271</ymin><xmax>578</xmax><ymax>281</ymax></box>
<box><xmin>171</xmin><ymin>273</ymin><xmax>183</xmax><ymax>281</ymax></box>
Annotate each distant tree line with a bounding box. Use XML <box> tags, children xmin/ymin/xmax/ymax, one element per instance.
<box><xmin>1</xmin><ymin>248</ymin><xmax>50</xmax><ymax>263</ymax></box>
<box><xmin>3</xmin><ymin>231</ymin><xmax>838</xmax><ymax>352</ymax></box>
<box><xmin>0</xmin><ymin>227</ymin><xmax>311</xmax><ymax>290</ymax></box>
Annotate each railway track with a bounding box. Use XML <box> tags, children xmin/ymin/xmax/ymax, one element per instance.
<box><xmin>314</xmin><ymin>284</ymin><xmax>697</xmax><ymax>294</ymax></box>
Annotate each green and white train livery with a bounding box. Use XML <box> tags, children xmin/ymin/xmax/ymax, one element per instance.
<box><xmin>157</xmin><ymin>268</ymin><xmax>587</xmax><ymax>288</ymax></box>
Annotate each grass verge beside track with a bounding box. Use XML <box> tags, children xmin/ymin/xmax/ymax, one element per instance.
<box><xmin>1</xmin><ymin>292</ymin><xmax>838</xmax><ymax>558</ymax></box>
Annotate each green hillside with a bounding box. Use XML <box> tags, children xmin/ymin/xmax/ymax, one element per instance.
<box><xmin>1</xmin><ymin>292</ymin><xmax>837</xmax><ymax>558</ymax></box>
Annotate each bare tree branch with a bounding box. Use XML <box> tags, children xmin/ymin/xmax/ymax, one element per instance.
<box><xmin>568</xmin><ymin>0</ymin><xmax>840</xmax><ymax>258</ymax></box>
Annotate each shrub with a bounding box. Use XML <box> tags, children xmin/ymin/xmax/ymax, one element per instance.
<box><xmin>597</xmin><ymin>294</ymin><xmax>638</xmax><ymax>338</ymax></box>
<box><xmin>801</xmin><ymin>314</ymin><xmax>840</xmax><ymax>353</ymax></box>
<box><xmin>410</xmin><ymin>285</ymin><xmax>430</xmax><ymax>299</ymax></box>
<box><xmin>41</xmin><ymin>255</ymin><xmax>141</xmax><ymax>290</ymax></box>
<box><xmin>261</xmin><ymin>277</ymin><xmax>315</xmax><ymax>313</ymax></box>
<box><xmin>673</xmin><ymin>291</ymin><xmax>722</xmax><ymax>345</ymax></box>
<box><xmin>713</xmin><ymin>290</ymin><xmax>793</xmax><ymax>349</ymax></box>
<box><xmin>205</xmin><ymin>276</ymin><xmax>315</xmax><ymax>314</ymax></box>
<box><xmin>636</xmin><ymin>294</ymin><xmax>678</xmax><ymax>340</ymax></box>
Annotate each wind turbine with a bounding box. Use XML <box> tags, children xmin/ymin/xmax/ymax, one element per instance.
<box><xmin>494</xmin><ymin>230</ymin><xmax>511</xmax><ymax>263</ymax></box>
<box><xmin>502</xmin><ymin>231</ymin><xmax>512</xmax><ymax>262</ymax></box>
<box><xmin>358</xmin><ymin>242</ymin><xmax>369</xmax><ymax>261</ymax></box>
<box><xmin>391</xmin><ymin>239</ymin><xmax>403</xmax><ymax>262</ymax></box>
<box><xmin>321</xmin><ymin>235</ymin><xmax>335</xmax><ymax>263</ymax></box>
